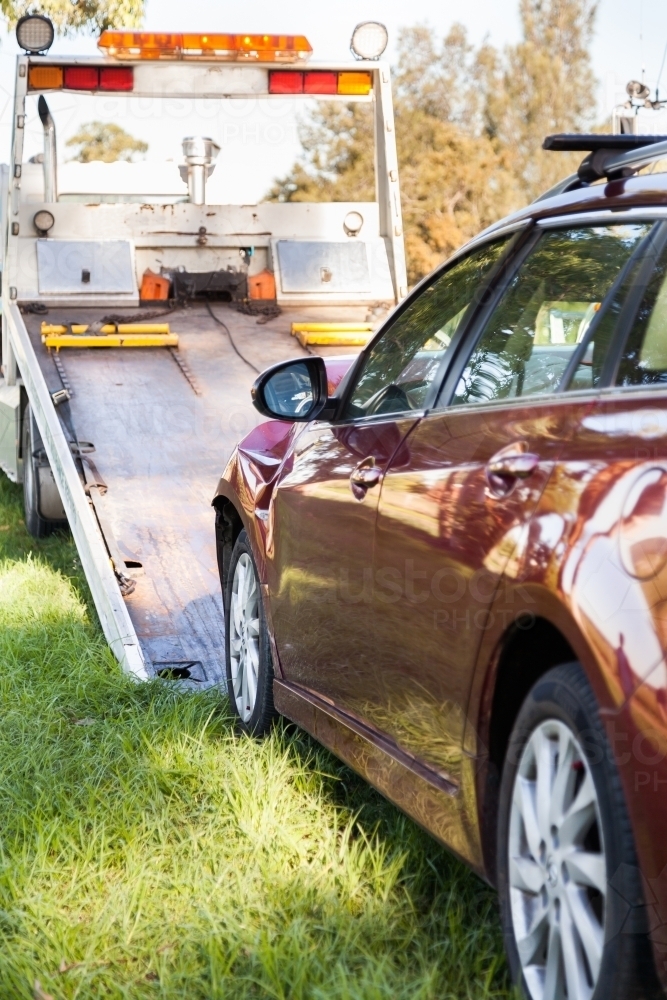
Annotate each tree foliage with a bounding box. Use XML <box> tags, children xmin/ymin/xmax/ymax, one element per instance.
<box><xmin>1</xmin><ymin>0</ymin><xmax>143</xmax><ymax>34</ymax></box>
<box><xmin>268</xmin><ymin>0</ymin><xmax>599</xmax><ymax>283</ymax></box>
<box><xmin>485</xmin><ymin>0</ymin><xmax>598</xmax><ymax>199</ymax></box>
<box><xmin>66</xmin><ymin>122</ymin><xmax>148</xmax><ymax>163</ymax></box>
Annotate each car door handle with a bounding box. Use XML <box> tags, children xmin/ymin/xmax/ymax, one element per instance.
<box><xmin>350</xmin><ymin>460</ymin><xmax>382</xmax><ymax>498</ymax></box>
<box><xmin>486</xmin><ymin>450</ymin><xmax>540</xmax><ymax>496</ymax></box>
<box><xmin>487</xmin><ymin>453</ymin><xmax>540</xmax><ymax>479</ymax></box>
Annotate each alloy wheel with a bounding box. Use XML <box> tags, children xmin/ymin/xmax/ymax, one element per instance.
<box><xmin>508</xmin><ymin>719</ymin><xmax>606</xmax><ymax>1000</ymax></box>
<box><xmin>229</xmin><ymin>552</ymin><xmax>260</xmax><ymax>722</ymax></box>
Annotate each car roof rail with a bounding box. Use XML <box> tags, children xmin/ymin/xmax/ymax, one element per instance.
<box><xmin>532</xmin><ymin>133</ymin><xmax>667</xmax><ymax>203</ymax></box>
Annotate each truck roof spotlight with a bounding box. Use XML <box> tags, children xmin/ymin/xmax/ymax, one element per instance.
<box><xmin>626</xmin><ymin>79</ymin><xmax>651</xmax><ymax>101</ymax></box>
<box><xmin>350</xmin><ymin>22</ymin><xmax>388</xmax><ymax>61</ymax></box>
<box><xmin>16</xmin><ymin>14</ymin><xmax>55</xmax><ymax>55</ymax></box>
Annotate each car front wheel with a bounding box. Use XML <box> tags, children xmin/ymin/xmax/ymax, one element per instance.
<box><xmin>497</xmin><ymin>662</ymin><xmax>661</xmax><ymax>1000</ymax></box>
<box><xmin>224</xmin><ymin>530</ymin><xmax>277</xmax><ymax>736</ymax></box>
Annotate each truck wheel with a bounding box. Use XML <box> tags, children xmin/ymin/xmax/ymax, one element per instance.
<box><xmin>224</xmin><ymin>530</ymin><xmax>278</xmax><ymax>736</ymax></box>
<box><xmin>22</xmin><ymin>404</ymin><xmax>67</xmax><ymax>539</ymax></box>
<box><xmin>497</xmin><ymin>662</ymin><xmax>661</xmax><ymax>1000</ymax></box>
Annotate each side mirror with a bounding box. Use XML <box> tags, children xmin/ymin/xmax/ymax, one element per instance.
<box><xmin>251</xmin><ymin>356</ymin><xmax>331</xmax><ymax>422</ymax></box>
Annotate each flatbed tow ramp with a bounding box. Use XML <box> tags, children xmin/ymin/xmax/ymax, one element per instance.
<box><xmin>19</xmin><ymin>303</ymin><xmax>376</xmax><ymax>684</ymax></box>
<box><xmin>0</xmin><ymin>18</ymin><xmax>406</xmax><ymax>684</ymax></box>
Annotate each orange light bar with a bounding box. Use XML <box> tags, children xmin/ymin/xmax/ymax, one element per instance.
<box><xmin>98</xmin><ymin>31</ymin><xmax>313</xmax><ymax>62</ymax></box>
<box><xmin>337</xmin><ymin>72</ymin><xmax>372</xmax><ymax>96</ymax></box>
<box><xmin>28</xmin><ymin>65</ymin><xmax>63</xmax><ymax>90</ymax></box>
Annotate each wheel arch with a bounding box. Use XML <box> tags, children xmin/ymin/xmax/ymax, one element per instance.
<box><xmin>473</xmin><ymin>607</ymin><xmax>590</xmax><ymax>884</ymax></box>
<box><xmin>212</xmin><ymin>494</ymin><xmax>245</xmax><ymax>594</ymax></box>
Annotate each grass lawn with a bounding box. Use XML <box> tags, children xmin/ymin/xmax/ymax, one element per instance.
<box><xmin>0</xmin><ymin>473</ymin><xmax>514</xmax><ymax>999</ymax></box>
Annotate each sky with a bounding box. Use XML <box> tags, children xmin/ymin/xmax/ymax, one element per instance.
<box><xmin>2</xmin><ymin>0</ymin><xmax>667</xmax><ymax>202</ymax></box>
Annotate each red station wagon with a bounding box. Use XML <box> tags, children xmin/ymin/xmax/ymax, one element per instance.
<box><xmin>213</xmin><ymin>134</ymin><xmax>667</xmax><ymax>1000</ymax></box>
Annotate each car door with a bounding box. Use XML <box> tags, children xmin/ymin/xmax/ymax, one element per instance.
<box><xmin>266</xmin><ymin>416</ymin><xmax>413</xmax><ymax>692</ymax></box>
<box><xmin>266</xmin><ymin>233</ymin><xmax>517</xmax><ymax>703</ymax></box>
<box><xmin>364</xmin><ymin>220</ymin><xmax>654</xmax><ymax>785</ymax></box>
<box><xmin>542</xmin><ymin>219</ymin><xmax>667</xmax><ymax>704</ymax></box>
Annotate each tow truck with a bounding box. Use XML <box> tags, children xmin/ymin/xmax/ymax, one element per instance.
<box><xmin>0</xmin><ymin>16</ymin><xmax>407</xmax><ymax>684</ymax></box>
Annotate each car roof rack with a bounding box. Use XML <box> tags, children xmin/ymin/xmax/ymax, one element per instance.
<box><xmin>533</xmin><ymin>132</ymin><xmax>667</xmax><ymax>203</ymax></box>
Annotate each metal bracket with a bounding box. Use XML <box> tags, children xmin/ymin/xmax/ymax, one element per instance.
<box><xmin>51</xmin><ymin>387</ymin><xmax>70</xmax><ymax>407</ymax></box>
<box><xmin>81</xmin><ymin>455</ymin><xmax>108</xmax><ymax>496</ymax></box>
<box><xmin>79</xmin><ymin>457</ymin><xmax>136</xmax><ymax>597</ymax></box>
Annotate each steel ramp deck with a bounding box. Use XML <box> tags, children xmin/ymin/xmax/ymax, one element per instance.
<box><xmin>23</xmin><ymin>302</ymin><xmax>369</xmax><ymax>686</ymax></box>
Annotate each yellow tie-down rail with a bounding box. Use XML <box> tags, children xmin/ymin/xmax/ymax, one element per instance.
<box><xmin>290</xmin><ymin>322</ymin><xmax>374</xmax><ymax>348</ymax></box>
<box><xmin>41</xmin><ymin>323</ymin><xmax>178</xmax><ymax>350</ymax></box>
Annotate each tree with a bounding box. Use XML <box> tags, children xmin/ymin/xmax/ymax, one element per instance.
<box><xmin>1</xmin><ymin>0</ymin><xmax>143</xmax><ymax>34</ymax></box>
<box><xmin>268</xmin><ymin>102</ymin><xmax>375</xmax><ymax>205</ymax></box>
<box><xmin>485</xmin><ymin>0</ymin><xmax>599</xmax><ymax>200</ymax></box>
<box><xmin>391</xmin><ymin>24</ymin><xmax>520</xmax><ymax>278</ymax></box>
<box><xmin>66</xmin><ymin>122</ymin><xmax>148</xmax><ymax>163</ymax></box>
<box><xmin>395</xmin><ymin>113</ymin><xmax>518</xmax><ymax>280</ymax></box>
<box><xmin>268</xmin><ymin>1</ymin><xmax>599</xmax><ymax>283</ymax></box>
<box><xmin>268</xmin><ymin>26</ymin><xmax>518</xmax><ymax>285</ymax></box>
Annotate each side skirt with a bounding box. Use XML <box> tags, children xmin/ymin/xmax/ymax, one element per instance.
<box><xmin>274</xmin><ymin>678</ymin><xmax>484</xmax><ymax>872</ymax></box>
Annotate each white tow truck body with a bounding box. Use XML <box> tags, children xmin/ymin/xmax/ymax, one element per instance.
<box><xmin>0</xmin><ymin>30</ymin><xmax>407</xmax><ymax>683</ymax></box>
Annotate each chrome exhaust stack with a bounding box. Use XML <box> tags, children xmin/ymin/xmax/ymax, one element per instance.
<box><xmin>38</xmin><ymin>95</ymin><xmax>57</xmax><ymax>203</ymax></box>
<box><xmin>180</xmin><ymin>136</ymin><xmax>219</xmax><ymax>205</ymax></box>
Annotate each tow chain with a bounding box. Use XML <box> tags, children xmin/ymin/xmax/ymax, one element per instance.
<box><xmin>52</xmin><ymin>351</ymin><xmax>73</xmax><ymax>396</ymax></box>
<box><xmin>169</xmin><ymin>348</ymin><xmax>201</xmax><ymax>396</ymax></box>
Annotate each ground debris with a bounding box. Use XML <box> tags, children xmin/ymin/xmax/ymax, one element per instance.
<box><xmin>58</xmin><ymin>959</ymin><xmax>83</xmax><ymax>973</ymax></box>
<box><xmin>33</xmin><ymin>980</ymin><xmax>54</xmax><ymax>1000</ymax></box>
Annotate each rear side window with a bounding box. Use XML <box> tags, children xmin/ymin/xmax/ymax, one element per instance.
<box><xmin>617</xmin><ymin>241</ymin><xmax>667</xmax><ymax>387</ymax></box>
<box><xmin>342</xmin><ymin>236</ymin><xmax>511</xmax><ymax>420</ymax></box>
<box><xmin>447</xmin><ymin>224</ymin><xmax>651</xmax><ymax>408</ymax></box>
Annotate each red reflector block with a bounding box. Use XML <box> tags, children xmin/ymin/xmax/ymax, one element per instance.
<box><xmin>268</xmin><ymin>71</ymin><xmax>303</xmax><ymax>94</ymax></box>
<box><xmin>304</xmin><ymin>71</ymin><xmax>337</xmax><ymax>95</ymax></box>
<box><xmin>64</xmin><ymin>66</ymin><xmax>99</xmax><ymax>90</ymax></box>
<box><xmin>100</xmin><ymin>67</ymin><xmax>134</xmax><ymax>91</ymax></box>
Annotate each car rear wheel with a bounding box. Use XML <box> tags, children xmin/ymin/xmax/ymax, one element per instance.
<box><xmin>224</xmin><ymin>530</ymin><xmax>277</xmax><ymax>736</ymax></box>
<box><xmin>497</xmin><ymin>662</ymin><xmax>661</xmax><ymax>1000</ymax></box>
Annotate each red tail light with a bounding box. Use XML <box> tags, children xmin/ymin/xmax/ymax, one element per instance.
<box><xmin>268</xmin><ymin>71</ymin><xmax>303</xmax><ymax>94</ymax></box>
<box><xmin>100</xmin><ymin>67</ymin><xmax>134</xmax><ymax>91</ymax></box>
<box><xmin>30</xmin><ymin>64</ymin><xmax>134</xmax><ymax>92</ymax></box>
<box><xmin>269</xmin><ymin>70</ymin><xmax>372</xmax><ymax>96</ymax></box>
<box><xmin>304</xmin><ymin>71</ymin><xmax>337</xmax><ymax>94</ymax></box>
<box><xmin>64</xmin><ymin>66</ymin><xmax>99</xmax><ymax>89</ymax></box>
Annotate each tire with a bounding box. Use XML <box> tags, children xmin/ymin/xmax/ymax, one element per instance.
<box><xmin>224</xmin><ymin>530</ymin><xmax>277</xmax><ymax>736</ymax></box>
<box><xmin>497</xmin><ymin>662</ymin><xmax>661</xmax><ymax>1000</ymax></box>
<box><xmin>22</xmin><ymin>404</ymin><xmax>66</xmax><ymax>539</ymax></box>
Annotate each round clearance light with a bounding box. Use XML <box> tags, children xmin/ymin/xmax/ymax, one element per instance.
<box><xmin>343</xmin><ymin>210</ymin><xmax>364</xmax><ymax>236</ymax></box>
<box><xmin>350</xmin><ymin>21</ymin><xmax>388</xmax><ymax>61</ymax></box>
<box><xmin>33</xmin><ymin>210</ymin><xmax>55</xmax><ymax>236</ymax></box>
<box><xmin>16</xmin><ymin>14</ymin><xmax>54</xmax><ymax>55</ymax></box>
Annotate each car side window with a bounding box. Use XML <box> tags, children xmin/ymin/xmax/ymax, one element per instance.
<box><xmin>616</xmin><ymin>239</ymin><xmax>667</xmax><ymax>387</ymax></box>
<box><xmin>341</xmin><ymin>236</ymin><xmax>512</xmax><ymax>420</ymax></box>
<box><xmin>446</xmin><ymin>224</ymin><xmax>652</xmax><ymax>408</ymax></box>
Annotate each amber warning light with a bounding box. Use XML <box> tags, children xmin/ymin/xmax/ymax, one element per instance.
<box><xmin>98</xmin><ymin>32</ymin><xmax>313</xmax><ymax>62</ymax></box>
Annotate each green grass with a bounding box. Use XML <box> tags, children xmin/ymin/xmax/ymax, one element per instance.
<box><xmin>0</xmin><ymin>474</ymin><xmax>513</xmax><ymax>999</ymax></box>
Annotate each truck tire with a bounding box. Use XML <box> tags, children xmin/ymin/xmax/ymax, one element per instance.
<box><xmin>22</xmin><ymin>404</ymin><xmax>67</xmax><ymax>538</ymax></box>
<box><xmin>224</xmin><ymin>530</ymin><xmax>278</xmax><ymax>736</ymax></box>
<box><xmin>496</xmin><ymin>662</ymin><xmax>661</xmax><ymax>1000</ymax></box>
